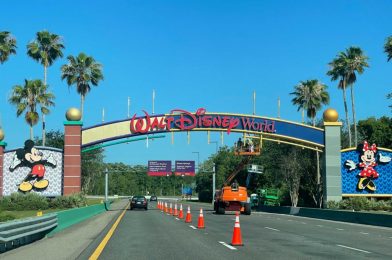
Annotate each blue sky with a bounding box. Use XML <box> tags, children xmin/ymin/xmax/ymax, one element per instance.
<box><xmin>1</xmin><ymin>1</ymin><xmax>391</xmax><ymax>166</ymax></box>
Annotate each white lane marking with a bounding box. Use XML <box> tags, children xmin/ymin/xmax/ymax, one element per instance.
<box><xmin>288</xmin><ymin>219</ymin><xmax>293</xmax><ymax>222</ymax></box>
<box><xmin>219</xmin><ymin>241</ymin><xmax>238</xmax><ymax>250</ymax></box>
<box><xmin>317</xmin><ymin>225</ymin><xmax>323</xmax><ymax>227</ymax></box>
<box><xmin>189</xmin><ymin>225</ymin><xmax>197</xmax><ymax>230</ymax></box>
<box><xmin>301</xmin><ymin>222</ymin><xmax>306</xmax><ymax>224</ymax></box>
<box><xmin>360</xmin><ymin>232</ymin><xmax>369</xmax><ymax>235</ymax></box>
<box><xmin>265</xmin><ymin>227</ymin><xmax>280</xmax><ymax>232</ymax></box>
<box><xmin>336</xmin><ymin>228</ymin><xmax>344</xmax><ymax>231</ymax></box>
<box><xmin>337</xmin><ymin>244</ymin><xmax>371</xmax><ymax>254</ymax></box>
<box><xmin>175</xmin><ymin>218</ymin><xmax>180</xmax><ymax>220</ymax></box>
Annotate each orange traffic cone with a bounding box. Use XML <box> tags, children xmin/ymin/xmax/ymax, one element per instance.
<box><xmin>178</xmin><ymin>204</ymin><xmax>184</xmax><ymax>219</ymax></box>
<box><xmin>185</xmin><ymin>205</ymin><xmax>192</xmax><ymax>223</ymax></box>
<box><xmin>164</xmin><ymin>202</ymin><xmax>168</xmax><ymax>213</ymax></box>
<box><xmin>169</xmin><ymin>203</ymin><xmax>173</xmax><ymax>215</ymax></box>
<box><xmin>174</xmin><ymin>203</ymin><xmax>178</xmax><ymax>216</ymax></box>
<box><xmin>231</xmin><ymin>211</ymin><xmax>243</xmax><ymax>246</ymax></box>
<box><xmin>197</xmin><ymin>208</ymin><xmax>205</xmax><ymax>229</ymax></box>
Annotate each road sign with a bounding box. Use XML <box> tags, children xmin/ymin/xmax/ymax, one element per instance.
<box><xmin>175</xmin><ymin>161</ymin><xmax>195</xmax><ymax>176</ymax></box>
<box><xmin>148</xmin><ymin>160</ymin><xmax>172</xmax><ymax>176</ymax></box>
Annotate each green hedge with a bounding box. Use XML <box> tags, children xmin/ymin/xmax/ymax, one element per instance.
<box><xmin>0</xmin><ymin>193</ymin><xmax>88</xmax><ymax>211</ymax></box>
<box><xmin>0</xmin><ymin>212</ymin><xmax>16</xmax><ymax>222</ymax></box>
<box><xmin>327</xmin><ymin>197</ymin><xmax>392</xmax><ymax>212</ymax></box>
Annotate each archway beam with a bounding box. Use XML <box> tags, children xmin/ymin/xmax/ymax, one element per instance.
<box><xmin>81</xmin><ymin>135</ymin><xmax>165</xmax><ymax>153</ymax></box>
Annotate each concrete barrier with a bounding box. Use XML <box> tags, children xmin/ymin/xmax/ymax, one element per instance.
<box><xmin>258</xmin><ymin>205</ymin><xmax>392</xmax><ymax>228</ymax></box>
<box><xmin>48</xmin><ymin>202</ymin><xmax>110</xmax><ymax>236</ymax></box>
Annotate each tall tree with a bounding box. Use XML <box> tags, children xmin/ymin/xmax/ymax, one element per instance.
<box><xmin>0</xmin><ymin>31</ymin><xmax>17</xmax><ymax>64</ymax></box>
<box><xmin>290</xmin><ymin>79</ymin><xmax>330</xmax><ymax>126</ymax></box>
<box><xmin>290</xmin><ymin>79</ymin><xmax>329</xmax><ymax>207</ymax></box>
<box><xmin>340</xmin><ymin>47</ymin><xmax>369</xmax><ymax>147</ymax></box>
<box><xmin>61</xmin><ymin>53</ymin><xmax>104</xmax><ymax>120</ymax></box>
<box><xmin>9</xmin><ymin>79</ymin><xmax>55</xmax><ymax>139</ymax></box>
<box><xmin>384</xmin><ymin>36</ymin><xmax>392</xmax><ymax>61</ymax></box>
<box><xmin>27</xmin><ymin>31</ymin><xmax>64</xmax><ymax>146</ymax></box>
<box><xmin>384</xmin><ymin>36</ymin><xmax>392</xmax><ymax>112</ymax></box>
<box><xmin>327</xmin><ymin>56</ymin><xmax>351</xmax><ymax>146</ymax></box>
<box><xmin>327</xmin><ymin>47</ymin><xmax>369</xmax><ymax>147</ymax></box>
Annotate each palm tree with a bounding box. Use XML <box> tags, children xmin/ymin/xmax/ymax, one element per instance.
<box><xmin>384</xmin><ymin>36</ymin><xmax>392</xmax><ymax>61</ymax></box>
<box><xmin>327</xmin><ymin>47</ymin><xmax>369</xmax><ymax>147</ymax></box>
<box><xmin>384</xmin><ymin>37</ymin><xmax>392</xmax><ymax>112</ymax></box>
<box><xmin>290</xmin><ymin>79</ymin><xmax>330</xmax><ymax>207</ymax></box>
<box><xmin>61</xmin><ymin>53</ymin><xmax>104</xmax><ymax>119</ymax></box>
<box><xmin>290</xmin><ymin>79</ymin><xmax>330</xmax><ymax>126</ymax></box>
<box><xmin>327</xmin><ymin>55</ymin><xmax>351</xmax><ymax>147</ymax></box>
<box><xmin>27</xmin><ymin>30</ymin><xmax>64</xmax><ymax>145</ymax></box>
<box><xmin>9</xmin><ymin>79</ymin><xmax>55</xmax><ymax>139</ymax></box>
<box><xmin>340</xmin><ymin>47</ymin><xmax>369</xmax><ymax>147</ymax></box>
<box><xmin>0</xmin><ymin>31</ymin><xmax>17</xmax><ymax>64</ymax></box>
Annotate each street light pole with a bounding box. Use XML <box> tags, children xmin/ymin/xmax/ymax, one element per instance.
<box><xmin>105</xmin><ymin>168</ymin><xmax>108</xmax><ymax>203</ymax></box>
<box><xmin>212</xmin><ymin>163</ymin><xmax>216</xmax><ymax>205</ymax></box>
<box><xmin>192</xmin><ymin>151</ymin><xmax>200</xmax><ymax>170</ymax></box>
<box><xmin>210</xmin><ymin>141</ymin><xmax>218</xmax><ymax>153</ymax></box>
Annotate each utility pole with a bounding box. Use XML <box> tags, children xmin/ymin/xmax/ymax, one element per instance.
<box><xmin>212</xmin><ymin>163</ymin><xmax>216</xmax><ymax>206</ymax></box>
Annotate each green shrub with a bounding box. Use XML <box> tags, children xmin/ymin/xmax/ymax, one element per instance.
<box><xmin>327</xmin><ymin>200</ymin><xmax>339</xmax><ymax>209</ymax></box>
<box><xmin>49</xmin><ymin>193</ymin><xmax>87</xmax><ymax>209</ymax></box>
<box><xmin>0</xmin><ymin>193</ymin><xmax>49</xmax><ymax>210</ymax></box>
<box><xmin>350</xmin><ymin>197</ymin><xmax>370</xmax><ymax>211</ymax></box>
<box><xmin>0</xmin><ymin>212</ymin><xmax>16</xmax><ymax>222</ymax></box>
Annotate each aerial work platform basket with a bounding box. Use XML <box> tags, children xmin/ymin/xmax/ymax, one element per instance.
<box><xmin>234</xmin><ymin>134</ymin><xmax>262</xmax><ymax>156</ymax></box>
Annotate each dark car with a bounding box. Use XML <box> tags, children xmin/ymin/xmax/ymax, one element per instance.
<box><xmin>130</xmin><ymin>195</ymin><xmax>148</xmax><ymax>210</ymax></box>
<box><xmin>150</xmin><ymin>195</ymin><xmax>157</xmax><ymax>201</ymax></box>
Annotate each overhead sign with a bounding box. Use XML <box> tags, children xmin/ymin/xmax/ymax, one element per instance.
<box><xmin>148</xmin><ymin>160</ymin><xmax>172</xmax><ymax>176</ymax></box>
<box><xmin>175</xmin><ymin>161</ymin><xmax>195</xmax><ymax>176</ymax></box>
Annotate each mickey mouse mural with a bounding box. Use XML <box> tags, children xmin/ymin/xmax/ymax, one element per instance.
<box><xmin>9</xmin><ymin>140</ymin><xmax>57</xmax><ymax>192</ymax></box>
<box><xmin>345</xmin><ymin>141</ymin><xmax>391</xmax><ymax>192</ymax></box>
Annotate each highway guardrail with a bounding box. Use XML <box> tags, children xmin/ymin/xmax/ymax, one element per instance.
<box><xmin>0</xmin><ymin>214</ymin><xmax>57</xmax><ymax>253</ymax></box>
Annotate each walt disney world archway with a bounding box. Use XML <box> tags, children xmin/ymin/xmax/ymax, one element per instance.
<box><xmin>76</xmin><ymin>107</ymin><xmax>342</xmax><ymax>204</ymax></box>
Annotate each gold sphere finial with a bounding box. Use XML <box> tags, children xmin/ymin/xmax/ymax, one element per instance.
<box><xmin>0</xmin><ymin>128</ymin><xmax>4</xmax><ymax>141</ymax></box>
<box><xmin>323</xmin><ymin>108</ymin><xmax>339</xmax><ymax>122</ymax></box>
<box><xmin>66</xmin><ymin>108</ymin><xmax>82</xmax><ymax>121</ymax></box>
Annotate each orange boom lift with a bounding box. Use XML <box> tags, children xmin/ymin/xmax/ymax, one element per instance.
<box><xmin>214</xmin><ymin>135</ymin><xmax>262</xmax><ymax>215</ymax></box>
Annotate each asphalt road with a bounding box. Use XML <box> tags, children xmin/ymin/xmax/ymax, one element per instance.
<box><xmin>80</xmin><ymin>201</ymin><xmax>392</xmax><ymax>260</ymax></box>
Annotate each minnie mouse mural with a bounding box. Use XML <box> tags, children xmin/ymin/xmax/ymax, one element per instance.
<box><xmin>345</xmin><ymin>141</ymin><xmax>391</xmax><ymax>191</ymax></box>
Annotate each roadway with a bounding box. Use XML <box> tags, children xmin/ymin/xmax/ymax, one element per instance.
<box><xmin>79</xmin><ymin>200</ymin><xmax>392</xmax><ymax>260</ymax></box>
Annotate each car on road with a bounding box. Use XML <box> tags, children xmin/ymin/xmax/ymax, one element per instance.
<box><xmin>130</xmin><ymin>195</ymin><xmax>148</xmax><ymax>210</ymax></box>
<box><xmin>150</xmin><ymin>195</ymin><xmax>157</xmax><ymax>201</ymax></box>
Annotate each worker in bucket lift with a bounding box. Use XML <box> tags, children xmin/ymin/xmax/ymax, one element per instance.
<box><xmin>247</xmin><ymin>138</ymin><xmax>254</xmax><ymax>152</ymax></box>
<box><xmin>236</xmin><ymin>137</ymin><xmax>243</xmax><ymax>152</ymax></box>
<box><xmin>231</xmin><ymin>180</ymin><xmax>239</xmax><ymax>191</ymax></box>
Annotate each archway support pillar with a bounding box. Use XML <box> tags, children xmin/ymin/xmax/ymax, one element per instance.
<box><xmin>322</xmin><ymin>121</ymin><xmax>342</xmax><ymax>206</ymax></box>
<box><xmin>63</xmin><ymin>121</ymin><xmax>82</xmax><ymax>195</ymax></box>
